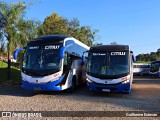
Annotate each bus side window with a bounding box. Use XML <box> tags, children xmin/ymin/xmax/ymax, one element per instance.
<box><xmin>63</xmin><ymin>53</ymin><xmax>71</xmax><ymax>73</ymax></box>
<box><xmin>64</xmin><ymin>53</ymin><xmax>68</xmax><ymax>65</ymax></box>
<box><xmin>63</xmin><ymin>53</ymin><xmax>68</xmax><ymax>73</ymax></box>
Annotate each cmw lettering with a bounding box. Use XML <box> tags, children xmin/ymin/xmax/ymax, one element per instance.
<box><xmin>45</xmin><ymin>45</ymin><xmax>60</xmax><ymax>49</ymax></box>
<box><xmin>111</xmin><ymin>52</ymin><xmax>126</xmax><ymax>55</ymax></box>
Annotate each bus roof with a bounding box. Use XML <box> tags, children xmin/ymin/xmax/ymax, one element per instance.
<box><xmin>27</xmin><ymin>35</ymin><xmax>90</xmax><ymax>51</ymax></box>
<box><xmin>151</xmin><ymin>60</ymin><xmax>160</xmax><ymax>64</ymax></box>
<box><xmin>89</xmin><ymin>45</ymin><xmax>129</xmax><ymax>52</ymax></box>
<box><xmin>30</xmin><ymin>35</ymin><xmax>72</xmax><ymax>44</ymax></box>
<box><xmin>34</xmin><ymin>35</ymin><xmax>71</xmax><ymax>40</ymax></box>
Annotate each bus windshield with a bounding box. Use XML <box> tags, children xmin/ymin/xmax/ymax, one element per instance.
<box><xmin>22</xmin><ymin>44</ymin><xmax>62</xmax><ymax>76</ymax></box>
<box><xmin>87</xmin><ymin>51</ymin><xmax>130</xmax><ymax>78</ymax></box>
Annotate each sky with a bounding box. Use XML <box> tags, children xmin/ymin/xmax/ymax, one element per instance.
<box><xmin>3</xmin><ymin>0</ymin><xmax>160</xmax><ymax>55</ymax></box>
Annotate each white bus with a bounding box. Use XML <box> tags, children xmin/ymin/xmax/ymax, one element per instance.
<box><xmin>84</xmin><ymin>45</ymin><xmax>136</xmax><ymax>94</ymax></box>
<box><xmin>14</xmin><ymin>35</ymin><xmax>89</xmax><ymax>92</ymax></box>
<box><xmin>133</xmin><ymin>63</ymin><xmax>150</xmax><ymax>76</ymax></box>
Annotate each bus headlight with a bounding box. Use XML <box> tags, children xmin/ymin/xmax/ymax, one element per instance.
<box><xmin>122</xmin><ymin>79</ymin><xmax>130</xmax><ymax>84</ymax></box>
<box><xmin>121</xmin><ymin>77</ymin><xmax>130</xmax><ymax>84</ymax></box>
<box><xmin>86</xmin><ymin>77</ymin><xmax>92</xmax><ymax>83</ymax></box>
<box><xmin>22</xmin><ymin>77</ymin><xmax>27</xmax><ymax>81</ymax></box>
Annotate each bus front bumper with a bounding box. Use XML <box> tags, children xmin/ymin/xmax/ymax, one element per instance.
<box><xmin>87</xmin><ymin>81</ymin><xmax>131</xmax><ymax>93</ymax></box>
<box><xmin>21</xmin><ymin>80</ymin><xmax>63</xmax><ymax>91</ymax></box>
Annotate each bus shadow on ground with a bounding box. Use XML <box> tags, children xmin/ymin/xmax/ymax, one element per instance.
<box><xmin>0</xmin><ymin>84</ymin><xmax>87</xmax><ymax>97</ymax></box>
<box><xmin>67</xmin><ymin>78</ymin><xmax>160</xmax><ymax>111</ymax></box>
<box><xmin>0</xmin><ymin>67</ymin><xmax>21</xmax><ymax>85</ymax></box>
<box><xmin>38</xmin><ymin>84</ymin><xmax>87</xmax><ymax>96</ymax></box>
<box><xmin>0</xmin><ymin>86</ymin><xmax>39</xmax><ymax>97</ymax></box>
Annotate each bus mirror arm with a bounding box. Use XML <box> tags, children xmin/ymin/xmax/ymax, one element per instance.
<box><xmin>60</xmin><ymin>47</ymin><xmax>66</xmax><ymax>59</ymax></box>
<box><xmin>132</xmin><ymin>54</ymin><xmax>136</xmax><ymax>62</ymax></box>
<box><xmin>82</xmin><ymin>51</ymin><xmax>88</xmax><ymax>63</ymax></box>
<box><xmin>83</xmin><ymin>50</ymin><xmax>88</xmax><ymax>55</ymax></box>
<box><xmin>130</xmin><ymin>51</ymin><xmax>136</xmax><ymax>62</ymax></box>
<box><xmin>13</xmin><ymin>47</ymin><xmax>25</xmax><ymax>60</ymax></box>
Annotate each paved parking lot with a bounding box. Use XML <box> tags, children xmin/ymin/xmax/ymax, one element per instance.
<box><xmin>0</xmin><ymin>77</ymin><xmax>159</xmax><ymax>119</ymax></box>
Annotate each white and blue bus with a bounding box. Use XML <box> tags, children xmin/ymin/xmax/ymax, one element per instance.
<box><xmin>149</xmin><ymin>60</ymin><xmax>160</xmax><ymax>78</ymax></box>
<box><xmin>14</xmin><ymin>35</ymin><xmax>90</xmax><ymax>92</ymax></box>
<box><xmin>133</xmin><ymin>63</ymin><xmax>150</xmax><ymax>76</ymax></box>
<box><xmin>85</xmin><ymin>45</ymin><xmax>136</xmax><ymax>93</ymax></box>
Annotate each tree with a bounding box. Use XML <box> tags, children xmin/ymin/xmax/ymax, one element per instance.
<box><xmin>43</xmin><ymin>13</ymin><xmax>68</xmax><ymax>35</ymax></box>
<box><xmin>0</xmin><ymin>3</ymin><xmax>44</xmax><ymax>80</ymax></box>
<box><xmin>0</xmin><ymin>12</ymin><xmax>7</xmax><ymax>28</ymax></box>
<box><xmin>0</xmin><ymin>3</ymin><xmax>27</xmax><ymax>80</ymax></box>
<box><xmin>0</xmin><ymin>12</ymin><xmax>7</xmax><ymax>57</ymax></box>
<box><xmin>110</xmin><ymin>41</ymin><xmax>118</xmax><ymax>45</ymax></box>
<box><xmin>66</xmin><ymin>18</ymin><xmax>80</xmax><ymax>36</ymax></box>
<box><xmin>93</xmin><ymin>42</ymin><xmax>103</xmax><ymax>46</ymax></box>
<box><xmin>17</xmin><ymin>19</ymin><xmax>44</xmax><ymax>46</ymax></box>
<box><xmin>0</xmin><ymin>29</ymin><xmax>6</xmax><ymax>56</ymax></box>
<box><xmin>43</xmin><ymin>13</ymin><xmax>98</xmax><ymax>46</ymax></box>
<box><xmin>156</xmin><ymin>48</ymin><xmax>160</xmax><ymax>60</ymax></box>
<box><xmin>136</xmin><ymin>51</ymin><xmax>159</xmax><ymax>62</ymax></box>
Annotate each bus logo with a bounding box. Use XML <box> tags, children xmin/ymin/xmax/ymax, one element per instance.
<box><xmin>45</xmin><ymin>45</ymin><xmax>60</xmax><ymax>49</ymax></box>
<box><xmin>111</xmin><ymin>52</ymin><xmax>125</xmax><ymax>55</ymax></box>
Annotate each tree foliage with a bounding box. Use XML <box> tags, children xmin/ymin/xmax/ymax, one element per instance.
<box><xmin>136</xmin><ymin>48</ymin><xmax>160</xmax><ymax>62</ymax></box>
<box><xmin>0</xmin><ymin>3</ymin><xmax>26</xmax><ymax>53</ymax></box>
<box><xmin>43</xmin><ymin>13</ymin><xmax>98</xmax><ymax>46</ymax></box>
<box><xmin>0</xmin><ymin>3</ymin><xmax>43</xmax><ymax>54</ymax></box>
<box><xmin>0</xmin><ymin>3</ymin><xmax>44</xmax><ymax>80</ymax></box>
<box><xmin>110</xmin><ymin>41</ymin><xmax>118</xmax><ymax>45</ymax></box>
<box><xmin>93</xmin><ymin>42</ymin><xmax>103</xmax><ymax>46</ymax></box>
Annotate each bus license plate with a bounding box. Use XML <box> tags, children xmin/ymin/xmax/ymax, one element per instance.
<box><xmin>102</xmin><ymin>89</ymin><xmax>110</xmax><ymax>92</ymax></box>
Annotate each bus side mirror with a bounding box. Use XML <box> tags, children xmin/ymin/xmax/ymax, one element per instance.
<box><xmin>130</xmin><ymin>51</ymin><xmax>136</xmax><ymax>62</ymax></box>
<box><xmin>13</xmin><ymin>47</ymin><xmax>25</xmax><ymax>60</ymax></box>
<box><xmin>132</xmin><ymin>55</ymin><xmax>136</xmax><ymax>62</ymax></box>
<box><xmin>82</xmin><ymin>55</ymin><xmax>85</xmax><ymax>63</ymax></box>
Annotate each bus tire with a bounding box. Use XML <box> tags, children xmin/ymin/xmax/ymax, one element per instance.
<box><xmin>68</xmin><ymin>76</ymin><xmax>76</xmax><ymax>93</ymax></box>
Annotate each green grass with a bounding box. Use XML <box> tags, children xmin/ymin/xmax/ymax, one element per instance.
<box><xmin>0</xmin><ymin>60</ymin><xmax>21</xmax><ymax>85</ymax></box>
<box><xmin>135</xmin><ymin>61</ymin><xmax>151</xmax><ymax>64</ymax></box>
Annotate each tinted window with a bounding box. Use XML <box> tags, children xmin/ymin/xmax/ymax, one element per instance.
<box><xmin>87</xmin><ymin>51</ymin><xmax>130</xmax><ymax>77</ymax></box>
<box><xmin>23</xmin><ymin>44</ymin><xmax>62</xmax><ymax>76</ymax></box>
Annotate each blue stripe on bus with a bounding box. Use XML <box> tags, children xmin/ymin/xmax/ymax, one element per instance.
<box><xmin>87</xmin><ymin>82</ymin><xmax>131</xmax><ymax>93</ymax></box>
